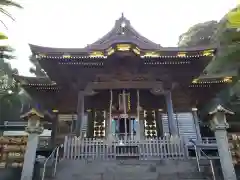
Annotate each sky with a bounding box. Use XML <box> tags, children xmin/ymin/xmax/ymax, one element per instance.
<box><xmin>0</xmin><ymin>0</ymin><xmax>237</xmax><ymax>76</ymax></box>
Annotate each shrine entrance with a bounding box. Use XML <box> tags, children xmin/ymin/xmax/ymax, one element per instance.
<box><xmin>113</xmin><ymin>115</ymin><xmax>136</xmax><ymax>139</ymax></box>
<box><xmin>119</xmin><ymin>118</ymin><xmax>130</xmax><ymax>134</ymax></box>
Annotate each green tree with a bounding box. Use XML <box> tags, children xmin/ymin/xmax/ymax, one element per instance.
<box><xmin>0</xmin><ymin>1</ymin><xmax>26</xmax><ymax>123</ymax></box>
<box><xmin>205</xmin><ymin>6</ymin><xmax>240</xmax><ymax>75</ymax></box>
<box><xmin>0</xmin><ymin>39</ymin><xmax>30</xmax><ymax>122</ymax></box>
<box><xmin>178</xmin><ymin>21</ymin><xmax>218</xmax><ymax>47</ymax></box>
<box><xmin>0</xmin><ymin>67</ymin><xmax>22</xmax><ymax>122</ymax></box>
<box><xmin>201</xmin><ymin>6</ymin><xmax>240</xmax><ymax>116</ymax></box>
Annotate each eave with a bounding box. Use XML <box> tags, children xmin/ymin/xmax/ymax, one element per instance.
<box><xmin>29</xmin><ymin>43</ymin><xmax>216</xmax><ymax>57</ymax></box>
<box><xmin>18</xmin><ymin>81</ymin><xmax>230</xmax><ymax>113</ymax></box>
<box><xmin>19</xmin><ymin>78</ymin><xmax>230</xmax><ymax>89</ymax></box>
<box><xmin>191</xmin><ymin>76</ymin><xmax>234</xmax><ymax>85</ymax></box>
<box><xmin>30</xmin><ymin>50</ymin><xmax>214</xmax><ymax>86</ymax></box>
<box><xmin>13</xmin><ymin>74</ymin><xmax>55</xmax><ymax>86</ymax></box>
<box><xmin>21</xmin><ymin>85</ymin><xmax>62</xmax><ymax>113</ymax></box>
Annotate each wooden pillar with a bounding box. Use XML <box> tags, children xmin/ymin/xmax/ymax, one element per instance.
<box><xmin>50</xmin><ymin>113</ymin><xmax>58</xmax><ymax>146</ymax></box>
<box><xmin>157</xmin><ymin>110</ymin><xmax>163</xmax><ymax>137</ymax></box>
<box><xmin>122</xmin><ymin>89</ymin><xmax>127</xmax><ymax>139</ymax></box>
<box><xmin>136</xmin><ymin>89</ymin><xmax>141</xmax><ymax>140</ymax></box>
<box><xmin>165</xmin><ymin>91</ymin><xmax>178</xmax><ymax>136</ymax></box>
<box><xmin>76</xmin><ymin>91</ymin><xmax>84</xmax><ymax>137</ymax></box>
<box><xmin>108</xmin><ymin>90</ymin><xmax>113</xmax><ymax>140</ymax></box>
<box><xmin>87</xmin><ymin>109</ymin><xmax>94</xmax><ymax>138</ymax></box>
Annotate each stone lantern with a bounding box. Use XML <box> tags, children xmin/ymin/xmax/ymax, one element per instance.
<box><xmin>209</xmin><ymin>104</ymin><xmax>237</xmax><ymax>180</ymax></box>
<box><xmin>20</xmin><ymin>108</ymin><xmax>44</xmax><ymax>180</ymax></box>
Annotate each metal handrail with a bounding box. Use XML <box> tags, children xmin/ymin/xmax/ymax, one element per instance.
<box><xmin>41</xmin><ymin>144</ymin><xmax>62</xmax><ymax>180</ymax></box>
<box><xmin>189</xmin><ymin>140</ymin><xmax>216</xmax><ymax>180</ymax></box>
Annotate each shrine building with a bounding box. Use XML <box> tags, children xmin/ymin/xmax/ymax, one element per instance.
<box><xmin>13</xmin><ymin>14</ymin><xmax>231</xmax><ymax>144</ymax></box>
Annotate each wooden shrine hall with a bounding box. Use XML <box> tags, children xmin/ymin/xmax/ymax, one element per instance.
<box><xmin>14</xmin><ymin>14</ymin><xmax>231</xmax><ymax>142</ymax></box>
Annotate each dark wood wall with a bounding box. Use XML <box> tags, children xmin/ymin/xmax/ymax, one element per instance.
<box><xmin>85</xmin><ymin>89</ymin><xmax>165</xmax><ymax>110</ymax></box>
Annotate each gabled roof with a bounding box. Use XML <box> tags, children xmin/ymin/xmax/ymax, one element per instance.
<box><xmin>29</xmin><ymin>14</ymin><xmax>217</xmax><ymax>54</ymax></box>
<box><xmin>86</xmin><ymin>13</ymin><xmax>161</xmax><ymax>50</ymax></box>
<box><xmin>29</xmin><ymin>14</ymin><xmax>161</xmax><ymax>54</ymax></box>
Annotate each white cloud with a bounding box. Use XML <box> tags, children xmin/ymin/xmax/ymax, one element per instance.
<box><xmin>0</xmin><ymin>0</ymin><xmax>237</xmax><ymax>76</ymax></box>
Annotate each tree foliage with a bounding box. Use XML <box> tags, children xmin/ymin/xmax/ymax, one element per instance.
<box><xmin>206</xmin><ymin>6</ymin><xmax>240</xmax><ymax>74</ymax></box>
<box><xmin>0</xmin><ymin>60</ymin><xmax>22</xmax><ymax>121</ymax></box>
<box><xmin>178</xmin><ymin>5</ymin><xmax>240</xmax><ymax>76</ymax></box>
<box><xmin>178</xmin><ymin>21</ymin><xmax>218</xmax><ymax>47</ymax></box>
<box><xmin>0</xmin><ymin>1</ymin><xmax>33</xmax><ymax>123</ymax></box>
<box><xmin>0</xmin><ymin>42</ymin><xmax>23</xmax><ymax>121</ymax></box>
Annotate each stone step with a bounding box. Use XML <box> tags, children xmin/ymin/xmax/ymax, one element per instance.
<box><xmin>56</xmin><ymin>172</ymin><xmax>208</xmax><ymax>180</ymax></box>
<box><xmin>177</xmin><ymin>172</ymin><xmax>209</xmax><ymax>179</ymax></box>
<box><xmin>75</xmin><ymin>172</ymin><xmax>159</xmax><ymax>180</ymax></box>
<box><xmin>54</xmin><ymin>159</ymin><xmax>210</xmax><ymax>180</ymax></box>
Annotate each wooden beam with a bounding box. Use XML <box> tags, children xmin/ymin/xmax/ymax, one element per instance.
<box><xmin>85</xmin><ymin>81</ymin><xmax>163</xmax><ymax>91</ymax></box>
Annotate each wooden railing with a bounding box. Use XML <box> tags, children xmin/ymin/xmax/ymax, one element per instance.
<box><xmin>63</xmin><ymin>136</ymin><xmax>187</xmax><ymax>160</ymax></box>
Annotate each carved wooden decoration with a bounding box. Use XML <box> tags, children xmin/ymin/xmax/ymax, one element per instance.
<box><xmin>93</xmin><ymin>110</ymin><xmax>106</xmax><ymax>138</ymax></box>
<box><xmin>144</xmin><ymin>110</ymin><xmax>157</xmax><ymax>138</ymax></box>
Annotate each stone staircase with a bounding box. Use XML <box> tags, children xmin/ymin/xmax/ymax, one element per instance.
<box><xmin>48</xmin><ymin>159</ymin><xmax>211</xmax><ymax>180</ymax></box>
<box><xmin>197</xmin><ymin>158</ymin><xmax>223</xmax><ymax>180</ymax></box>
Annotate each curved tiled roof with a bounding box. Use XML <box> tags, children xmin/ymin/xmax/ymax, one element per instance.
<box><xmin>13</xmin><ymin>74</ymin><xmax>53</xmax><ymax>85</ymax></box>
<box><xmin>29</xmin><ymin>43</ymin><xmax>217</xmax><ymax>54</ymax></box>
<box><xmin>29</xmin><ymin>14</ymin><xmax>217</xmax><ymax>54</ymax></box>
<box><xmin>87</xmin><ymin>13</ymin><xmax>161</xmax><ymax>50</ymax></box>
